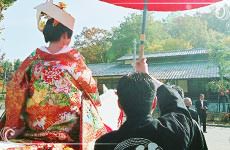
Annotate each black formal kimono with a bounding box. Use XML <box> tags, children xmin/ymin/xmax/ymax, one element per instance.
<box><xmin>95</xmin><ymin>85</ymin><xmax>208</xmax><ymax>150</ymax></box>
<box><xmin>195</xmin><ymin>100</ymin><xmax>208</xmax><ymax>132</ymax></box>
<box><xmin>188</xmin><ymin>107</ymin><xmax>200</xmax><ymax>125</ymax></box>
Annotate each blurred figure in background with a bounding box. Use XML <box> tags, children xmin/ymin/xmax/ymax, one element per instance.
<box><xmin>184</xmin><ymin>97</ymin><xmax>200</xmax><ymax>125</ymax></box>
<box><xmin>195</xmin><ymin>94</ymin><xmax>208</xmax><ymax>133</ymax></box>
<box><xmin>218</xmin><ymin>91</ymin><xmax>229</xmax><ymax>112</ymax></box>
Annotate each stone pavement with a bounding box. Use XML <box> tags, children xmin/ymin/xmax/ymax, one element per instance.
<box><xmin>204</xmin><ymin>126</ymin><xmax>230</xmax><ymax>150</ymax></box>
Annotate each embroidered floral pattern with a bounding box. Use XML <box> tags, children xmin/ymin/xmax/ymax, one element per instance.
<box><xmin>54</xmin><ymin>78</ymin><xmax>71</xmax><ymax>94</ymax></box>
<box><xmin>42</xmin><ymin>66</ymin><xmax>64</xmax><ymax>84</ymax></box>
<box><xmin>3</xmin><ymin>48</ymin><xmax>106</xmax><ymax>147</ymax></box>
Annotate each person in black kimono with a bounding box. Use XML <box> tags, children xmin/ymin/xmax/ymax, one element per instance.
<box><xmin>184</xmin><ymin>97</ymin><xmax>200</xmax><ymax>125</ymax></box>
<box><xmin>195</xmin><ymin>94</ymin><xmax>208</xmax><ymax>133</ymax></box>
<box><xmin>95</xmin><ymin>59</ymin><xmax>207</xmax><ymax>150</ymax></box>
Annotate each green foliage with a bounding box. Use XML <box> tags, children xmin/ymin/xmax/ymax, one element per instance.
<box><xmin>165</xmin><ymin>15</ymin><xmax>212</xmax><ymax>48</ymax></box>
<box><xmin>73</xmin><ymin>4</ymin><xmax>230</xmax><ymax>63</ymax></box>
<box><xmin>148</xmin><ymin>38</ymin><xmax>192</xmax><ymax>52</ymax></box>
<box><xmin>107</xmin><ymin>13</ymin><xmax>172</xmax><ymax>61</ymax></box>
<box><xmin>207</xmin><ymin>38</ymin><xmax>230</xmax><ymax>93</ymax></box>
<box><xmin>222</xmin><ymin>36</ymin><xmax>230</xmax><ymax>48</ymax></box>
<box><xmin>106</xmin><ymin>14</ymin><xmax>142</xmax><ymax>61</ymax></box>
<box><xmin>0</xmin><ymin>0</ymin><xmax>16</xmax><ymax>37</ymax></box>
<box><xmin>106</xmin><ymin>12</ymin><xmax>226</xmax><ymax>61</ymax></box>
<box><xmin>74</xmin><ymin>27</ymin><xmax>111</xmax><ymax>63</ymax></box>
<box><xmin>144</xmin><ymin>18</ymin><xmax>171</xmax><ymax>52</ymax></box>
<box><xmin>207</xmin><ymin>80</ymin><xmax>230</xmax><ymax>93</ymax></box>
<box><xmin>13</xmin><ymin>59</ymin><xmax>21</xmax><ymax>71</ymax></box>
<box><xmin>199</xmin><ymin>5</ymin><xmax>230</xmax><ymax>35</ymax></box>
<box><xmin>0</xmin><ymin>0</ymin><xmax>16</xmax><ymax>21</ymax></box>
<box><xmin>161</xmin><ymin>38</ymin><xmax>192</xmax><ymax>51</ymax></box>
<box><xmin>208</xmin><ymin>42</ymin><xmax>230</xmax><ymax>79</ymax></box>
<box><xmin>0</xmin><ymin>0</ymin><xmax>16</xmax><ymax>8</ymax></box>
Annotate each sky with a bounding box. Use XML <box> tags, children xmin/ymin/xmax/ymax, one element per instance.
<box><xmin>0</xmin><ymin>0</ymin><xmax>227</xmax><ymax>61</ymax></box>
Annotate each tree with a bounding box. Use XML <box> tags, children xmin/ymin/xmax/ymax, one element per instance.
<box><xmin>161</xmin><ymin>38</ymin><xmax>192</xmax><ymax>51</ymax></box>
<box><xmin>207</xmin><ymin>42</ymin><xmax>230</xmax><ymax>93</ymax></box>
<box><xmin>222</xmin><ymin>36</ymin><xmax>230</xmax><ymax>48</ymax></box>
<box><xmin>199</xmin><ymin>4</ymin><xmax>230</xmax><ymax>35</ymax></box>
<box><xmin>107</xmin><ymin>14</ymin><xmax>142</xmax><ymax>61</ymax></box>
<box><xmin>165</xmin><ymin>15</ymin><xmax>212</xmax><ymax>48</ymax></box>
<box><xmin>0</xmin><ymin>0</ymin><xmax>16</xmax><ymax>21</ymax></box>
<box><xmin>207</xmin><ymin>80</ymin><xmax>230</xmax><ymax>93</ymax></box>
<box><xmin>1</xmin><ymin>0</ymin><xmax>16</xmax><ymax>36</ymax></box>
<box><xmin>74</xmin><ymin>27</ymin><xmax>111</xmax><ymax>63</ymax></box>
<box><xmin>209</xmin><ymin>43</ymin><xmax>230</xmax><ymax>80</ymax></box>
<box><xmin>145</xmin><ymin>19</ymin><xmax>171</xmax><ymax>52</ymax></box>
<box><xmin>107</xmin><ymin>13</ymin><xmax>171</xmax><ymax>61</ymax></box>
<box><xmin>207</xmin><ymin>42</ymin><xmax>230</xmax><ymax>112</ymax></box>
<box><xmin>74</xmin><ymin>8</ymin><xmax>230</xmax><ymax>63</ymax></box>
<box><xmin>13</xmin><ymin>58</ymin><xmax>21</xmax><ymax>71</ymax></box>
<box><xmin>0</xmin><ymin>59</ymin><xmax>13</xmax><ymax>93</ymax></box>
<box><xmin>0</xmin><ymin>52</ymin><xmax>5</xmax><ymax>74</ymax></box>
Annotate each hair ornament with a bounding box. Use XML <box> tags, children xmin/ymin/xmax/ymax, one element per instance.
<box><xmin>35</xmin><ymin>0</ymin><xmax>75</xmax><ymax>32</ymax></box>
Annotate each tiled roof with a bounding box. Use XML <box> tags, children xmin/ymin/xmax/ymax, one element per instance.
<box><xmin>88</xmin><ymin>63</ymin><xmax>118</xmax><ymax>76</ymax></box>
<box><xmin>117</xmin><ymin>48</ymin><xmax>208</xmax><ymax>61</ymax></box>
<box><xmin>88</xmin><ymin>61</ymin><xmax>219</xmax><ymax>79</ymax></box>
<box><xmin>151</xmin><ymin>61</ymin><xmax>218</xmax><ymax>79</ymax></box>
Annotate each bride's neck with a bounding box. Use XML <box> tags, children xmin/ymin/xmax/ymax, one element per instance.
<box><xmin>47</xmin><ymin>42</ymin><xmax>66</xmax><ymax>54</ymax></box>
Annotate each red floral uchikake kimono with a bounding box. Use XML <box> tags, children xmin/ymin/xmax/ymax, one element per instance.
<box><xmin>1</xmin><ymin>48</ymin><xmax>107</xmax><ymax>150</ymax></box>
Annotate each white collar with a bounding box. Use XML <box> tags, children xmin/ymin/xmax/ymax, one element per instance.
<box><xmin>39</xmin><ymin>46</ymin><xmax>72</xmax><ymax>54</ymax></box>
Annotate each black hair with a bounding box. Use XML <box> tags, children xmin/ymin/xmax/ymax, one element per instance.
<box><xmin>200</xmin><ymin>93</ymin><xmax>205</xmax><ymax>97</ymax></box>
<box><xmin>43</xmin><ymin>18</ymin><xmax>73</xmax><ymax>43</ymax></box>
<box><xmin>117</xmin><ymin>73</ymin><xmax>156</xmax><ymax>118</ymax></box>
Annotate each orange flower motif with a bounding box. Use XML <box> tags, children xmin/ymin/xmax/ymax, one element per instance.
<box><xmin>58</xmin><ymin>2</ymin><xmax>67</xmax><ymax>9</ymax></box>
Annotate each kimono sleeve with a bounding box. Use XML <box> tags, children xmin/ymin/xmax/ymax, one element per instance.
<box><xmin>73</xmin><ymin>55</ymin><xmax>100</xmax><ymax>106</ymax></box>
<box><xmin>4</xmin><ymin>54</ymin><xmax>35</xmax><ymax>129</ymax></box>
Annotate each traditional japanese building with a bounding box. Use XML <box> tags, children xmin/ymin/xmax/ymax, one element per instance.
<box><xmin>88</xmin><ymin>48</ymin><xmax>222</xmax><ymax>102</ymax></box>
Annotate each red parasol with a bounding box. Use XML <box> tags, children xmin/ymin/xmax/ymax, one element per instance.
<box><xmin>100</xmin><ymin>0</ymin><xmax>222</xmax><ymax>59</ymax></box>
<box><xmin>100</xmin><ymin>0</ymin><xmax>222</xmax><ymax>11</ymax></box>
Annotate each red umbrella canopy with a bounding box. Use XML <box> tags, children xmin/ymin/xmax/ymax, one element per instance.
<box><xmin>100</xmin><ymin>0</ymin><xmax>222</xmax><ymax>11</ymax></box>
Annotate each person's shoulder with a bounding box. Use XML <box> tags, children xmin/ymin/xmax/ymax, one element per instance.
<box><xmin>158</xmin><ymin>112</ymin><xmax>192</xmax><ymax>129</ymax></box>
<box><xmin>95</xmin><ymin>131</ymin><xmax>118</xmax><ymax>150</ymax></box>
<box><xmin>96</xmin><ymin>130</ymin><xmax>118</xmax><ymax>144</ymax></box>
<box><xmin>188</xmin><ymin>108</ymin><xmax>198</xmax><ymax>116</ymax></box>
<box><xmin>189</xmin><ymin>108</ymin><xmax>197</xmax><ymax>113</ymax></box>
